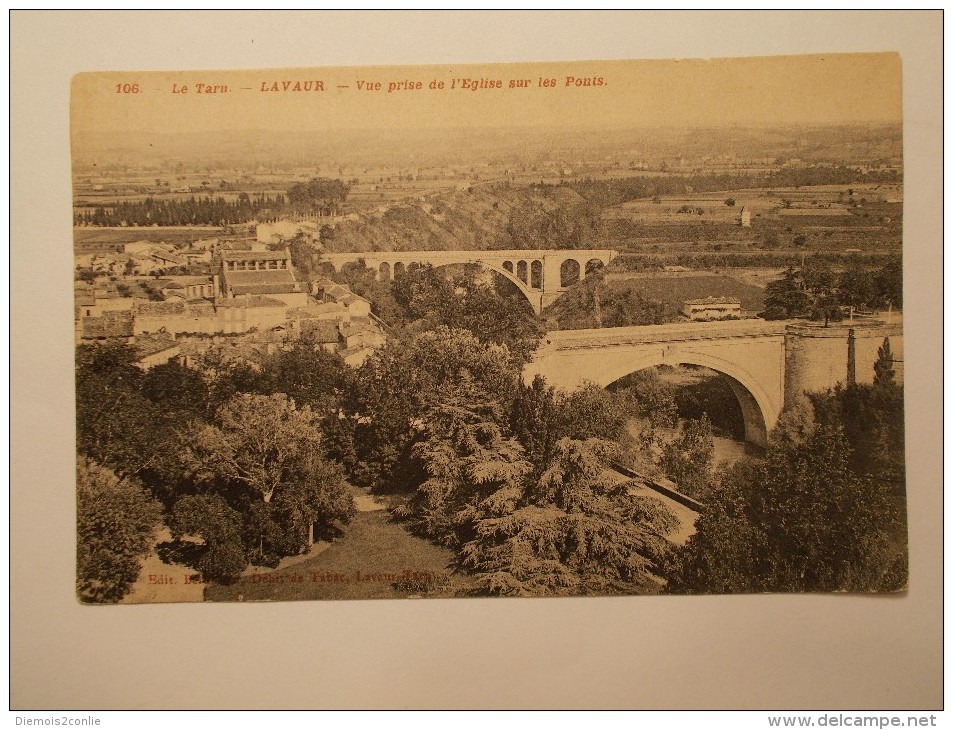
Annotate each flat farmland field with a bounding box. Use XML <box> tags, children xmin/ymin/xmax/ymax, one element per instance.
<box><xmin>603</xmin><ymin>271</ymin><xmax>769</xmax><ymax>313</ymax></box>
<box><xmin>598</xmin><ymin>183</ymin><xmax>902</xmax><ymax>253</ymax></box>
<box><xmin>74</xmin><ymin>226</ymin><xmax>227</xmax><ymax>252</ymax></box>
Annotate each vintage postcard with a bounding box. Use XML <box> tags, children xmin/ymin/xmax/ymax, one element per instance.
<box><xmin>71</xmin><ymin>54</ymin><xmax>907</xmax><ymax>605</ymax></box>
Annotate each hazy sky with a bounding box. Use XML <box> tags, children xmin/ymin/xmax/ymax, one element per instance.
<box><xmin>72</xmin><ymin>53</ymin><xmax>901</xmax><ymax>138</ymax></box>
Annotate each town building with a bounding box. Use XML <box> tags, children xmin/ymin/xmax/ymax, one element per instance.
<box><xmin>300</xmin><ymin>319</ymin><xmax>343</xmax><ymax>353</ymax></box>
<box><xmin>311</xmin><ymin>277</ymin><xmax>372</xmax><ymax>318</ymax></box>
<box><xmin>133</xmin><ymin>335</ymin><xmax>182</xmax><ymax>370</ymax></box>
<box><xmin>75</xmin><ymin>251</ymin><xmax>388</xmax><ymax>369</ymax></box>
<box><xmin>122</xmin><ymin>240</ymin><xmax>159</xmax><ymax>255</ymax></box>
<box><xmin>218</xmin><ymin>248</ymin><xmax>308</xmax><ymax>307</ymax></box>
<box><xmin>79</xmin><ymin>310</ymin><xmax>135</xmax><ymax>341</ymax></box>
<box><xmin>682</xmin><ymin>297</ymin><xmax>742</xmax><ymax>321</ymax></box>
<box><xmin>160</xmin><ymin>275</ymin><xmax>217</xmax><ymax>301</ymax></box>
<box><xmin>256</xmin><ymin>220</ymin><xmax>320</xmax><ymax>245</ymax></box>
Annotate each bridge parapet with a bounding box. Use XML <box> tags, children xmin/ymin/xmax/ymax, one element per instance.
<box><xmin>538</xmin><ymin>319</ymin><xmax>790</xmax><ymax>352</ymax></box>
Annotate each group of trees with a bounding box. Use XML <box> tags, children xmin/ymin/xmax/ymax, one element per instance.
<box><xmin>75</xmin><ymin>343</ymin><xmax>357</xmax><ymax>601</ymax></box>
<box><xmin>330</xmin><ymin>261</ymin><xmax>545</xmax><ymax>365</ymax></box>
<box><xmin>356</xmin><ymin>327</ymin><xmax>906</xmax><ymax>595</ymax></box>
<box><xmin>664</xmin><ymin>351</ymin><xmax>906</xmax><ymax>593</ymax></box>
<box><xmin>366</xmin><ymin>335</ymin><xmax>680</xmax><ymax>596</ymax></box>
<box><xmin>286</xmin><ymin>178</ymin><xmax>350</xmax><ymax>216</ymax></box>
<box><xmin>76</xmin><ymin>326</ymin><xmax>906</xmax><ymax>599</ymax></box>
<box><xmin>76</xmin><ymin>321</ymin><xmax>700</xmax><ymax>599</ymax></box>
<box><xmin>613</xmin><ymin>251</ymin><xmax>898</xmax><ymax>273</ymax></box>
<box><xmin>73</xmin><ymin>177</ymin><xmax>350</xmax><ymax>227</ymax></box>
<box><xmin>74</xmin><ymin>193</ymin><xmax>287</xmax><ymax>227</ymax></box>
<box><xmin>545</xmin><ymin>269</ymin><xmax>682</xmax><ymax>330</ymax></box>
<box><xmin>76</xmin><ymin>459</ymin><xmax>162</xmax><ymax>603</ymax></box>
<box><xmin>565</xmin><ymin>167</ymin><xmax>900</xmax><ymax>210</ymax></box>
<box><xmin>504</xmin><ymin>193</ymin><xmax>601</xmax><ymax>250</ymax></box>
<box><xmin>762</xmin><ymin>256</ymin><xmax>902</xmax><ymax>322</ymax></box>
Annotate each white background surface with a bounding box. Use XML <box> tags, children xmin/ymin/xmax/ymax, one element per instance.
<box><xmin>10</xmin><ymin>10</ymin><xmax>943</xmax><ymax>710</ymax></box>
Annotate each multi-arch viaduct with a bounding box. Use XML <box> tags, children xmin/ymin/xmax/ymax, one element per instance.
<box><xmin>319</xmin><ymin>249</ymin><xmax>618</xmax><ymax>314</ymax></box>
<box><xmin>318</xmin><ymin>249</ymin><xmax>902</xmax><ymax>447</ymax></box>
<box><xmin>523</xmin><ymin>319</ymin><xmax>904</xmax><ymax>447</ymax></box>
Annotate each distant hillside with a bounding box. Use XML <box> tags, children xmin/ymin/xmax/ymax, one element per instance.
<box><xmin>319</xmin><ymin>183</ymin><xmax>598</xmax><ymax>253</ymax></box>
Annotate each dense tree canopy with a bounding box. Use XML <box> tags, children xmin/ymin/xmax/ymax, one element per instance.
<box><xmin>566</xmin><ymin>167</ymin><xmax>900</xmax><ymax>209</ymax></box>
<box><xmin>75</xmin><ymin>344</ymin><xmax>187</xmax><ymax>503</ymax></box>
<box><xmin>659</xmin><ymin>415</ymin><xmax>715</xmax><ymax>499</ymax></box>
<box><xmin>75</xmin><ymin>193</ymin><xmax>286</xmax><ymax>227</ymax></box>
<box><xmin>348</xmin><ymin>326</ymin><xmax>519</xmax><ymax>491</ymax></box>
<box><xmin>76</xmin><ymin>459</ymin><xmax>162</xmax><ymax>603</ymax></box>
<box><xmin>391</xmin><ymin>263</ymin><xmax>544</xmax><ymax>363</ymax></box>
<box><xmin>398</xmin><ymin>386</ymin><xmax>533</xmax><ymax>549</ymax></box>
<box><xmin>286</xmin><ymin>178</ymin><xmax>350</xmax><ymax>216</ymax></box>
<box><xmin>663</xmin><ymin>383</ymin><xmax>906</xmax><ymax>594</ymax></box>
<box><xmin>180</xmin><ymin>393</ymin><xmax>354</xmax><ymax>565</ymax></box>
<box><xmin>254</xmin><ymin>345</ymin><xmax>353</xmax><ymax>414</ymax></box>
<box><xmin>183</xmin><ymin>393</ymin><xmax>325</xmax><ymax>504</ymax></box>
<box><xmin>545</xmin><ymin>271</ymin><xmax>682</xmax><ymax>330</ymax></box>
<box><xmin>331</xmin><ymin>260</ymin><xmax>404</xmax><ymax>324</ymax></box>
<box><xmin>461</xmin><ymin>438</ymin><xmax>678</xmax><ymax>596</ymax></box>
<box><xmin>762</xmin><ymin>267</ymin><xmax>813</xmax><ymax>320</ymax></box>
<box><xmin>763</xmin><ymin>257</ymin><xmax>902</xmax><ymax>320</ymax></box>
<box><xmin>169</xmin><ymin>494</ymin><xmax>247</xmax><ymax>580</ymax></box>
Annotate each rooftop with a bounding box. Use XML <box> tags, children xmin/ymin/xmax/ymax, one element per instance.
<box><xmin>75</xmin><ymin>285</ymin><xmax>95</xmax><ymax>307</ymax></box>
<box><xmin>301</xmin><ymin>319</ymin><xmax>342</xmax><ymax>344</ymax></box>
<box><xmin>81</xmin><ymin>311</ymin><xmax>134</xmax><ymax>339</ymax></box>
<box><xmin>224</xmin><ymin>269</ymin><xmax>296</xmax><ymax>285</ymax></box>
<box><xmin>152</xmin><ymin>251</ymin><xmax>185</xmax><ymax>264</ymax></box>
<box><xmin>134</xmin><ymin>335</ymin><xmax>180</xmax><ymax>359</ymax></box>
<box><xmin>339</xmin><ymin>319</ymin><xmax>381</xmax><ymax>337</ymax></box>
<box><xmin>159</xmin><ymin>275</ymin><xmax>214</xmax><ymax>286</ymax></box>
<box><xmin>289</xmin><ymin>302</ymin><xmax>345</xmax><ymax>319</ymax></box>
<box><xmin>221</xmin><ymin>250</ymin><xmax>291</xmax><ymax>261</ymax></box>
<box><xmin>222</xmin><ymin>268</ymin><xmax>300</xmax><ymax>296</ymax></box>
<box><xmin>137</xmin><ymin>301</ymin><xmax>188</xmax><ymax>316</ymax></box>
<box><xmin>217</xmin><ymin>296</ymin><xmax>288</xmax><ymax>309</ymax></box>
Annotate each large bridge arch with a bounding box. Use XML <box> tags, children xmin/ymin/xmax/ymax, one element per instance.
<box><xmin>523</xmin><ymin>321</ymin><xmax>789</xmax><ymax>446</ymax></box>
<box><xmin>318</xmin><ymin>249</ymin><xmax>619</xmax><ymax>314</ymax></box>
<box><xmin>604</xmin><ymin>350</ymin><xmax>773</xmax><ymax>447</ymax></box>
<box><xmin>427</xmin><ymin>260</ymin><xmax>543</xmax><ymax>314</ymax></box>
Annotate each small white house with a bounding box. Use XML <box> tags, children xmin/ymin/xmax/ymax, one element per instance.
<box><xmin>682</xmin><ymin>297</ymin><xmax>742</xmax><ymax>321</ymax></box>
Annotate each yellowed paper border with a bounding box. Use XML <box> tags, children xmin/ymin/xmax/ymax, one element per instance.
<box><xmin>11</xmin><ymin>10</ymin><xmax>942</xmax><ymax>710</ymax></box>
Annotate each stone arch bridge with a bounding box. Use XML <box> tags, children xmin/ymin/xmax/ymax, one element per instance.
<box><xmin>319</xmin><ymin>249</ymin><xmax>618</xmax><ymax>314</ymax></box>
<box><xmin>523</xmin><ymin>319</ymin><xmax>903</xmax><ymax>447</ymax></box>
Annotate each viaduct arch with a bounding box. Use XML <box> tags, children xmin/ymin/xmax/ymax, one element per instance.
<box><xmin>524</xmin><ymin>319</ymin><xmax>903</xmax><ymax>447</ymax></box>
<box><xmin>319</xmin><ymin>249</ymin><xmax>618</xmax><ymax>314</ymax></box>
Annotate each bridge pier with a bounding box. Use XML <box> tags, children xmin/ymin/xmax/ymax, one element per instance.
<box><xmin>523</xmin><ymin>319</ymin><xmax>903</xmax><ymax>447</ymax></box>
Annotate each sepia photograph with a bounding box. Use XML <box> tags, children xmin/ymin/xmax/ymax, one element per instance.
<box><xmin>71</xmin><ymin>54</ymin><xmax>907</xmax><ymax>604</ymax></box>
<box><xmin>12</xmin><ymin>10</ymin><xmax>942</xmax><ymax>712</ymax></box>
